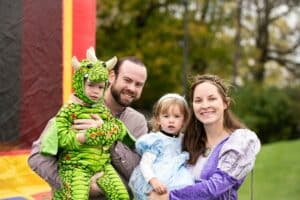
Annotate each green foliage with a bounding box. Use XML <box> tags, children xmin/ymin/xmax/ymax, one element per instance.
<box><xmin>239</xmin><ymin>139</ymin><xmax>300</xmax><ymax>200</ymax></box>
<box><xmin>231</xmin><ymin>83</ymin><xmax>300</xmax><ymax>143</ymax></box>
<box><xmin>95</xmin><ymin>0</ymin><xmax>237</xmax><ymax>110</ymax></box>
<box><xmin>189</xmin><ymin>23</ymin><xmax>234</xmax><ymax>76</ymax></box>
<box><xmin>95</xmin><ymin>0</ymin><xmax>300</xmax><ymax>143</ymax></box>
<box><xmin>96</xmin><ymin>0</ymin><xmax>185</xmax><ymax>110</ymax></box>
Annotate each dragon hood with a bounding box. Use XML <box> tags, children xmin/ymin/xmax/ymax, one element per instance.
<box><xmin>71</xmin><ymin>47</ymin><xmax>117</xmax><ymax>105</ymax></box>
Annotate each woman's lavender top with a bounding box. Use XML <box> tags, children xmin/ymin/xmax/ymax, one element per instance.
<box><xmin>169</xmin><ymin>129</ymin><xmax>261</xmax><ymax>200</ymax></box>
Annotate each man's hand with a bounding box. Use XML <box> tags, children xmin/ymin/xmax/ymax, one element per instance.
<box><xmin>148</xmin><ymin>190</ymin><xmax>169</xmax><ymax>200</ymax></box>
<box><xmin>89</xmin><ymin>172</ymin><xmax>104</xmax><ymax>197</ymax></box>
<box><xmin>72</xmin><ymin>114</ymin><xmax>103</xmax><ymax>130</ymax></box>
<box><xmin>149</xmin><ymin>177</ymin><xmax>167</xmax><ymax>194</ymax></box>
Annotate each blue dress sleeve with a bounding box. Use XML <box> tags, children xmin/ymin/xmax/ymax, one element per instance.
<box><xmin>135</xmin><ymin>132</ymin><xmax>163</xmax><ymax>157</ymax></box>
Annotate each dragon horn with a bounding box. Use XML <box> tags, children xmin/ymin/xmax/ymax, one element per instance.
<box><xmin>86</xmin><ymin>46</ymin><xmax>98</xmax><ymax>63</ymax></box>
<box><xmin>71</xmin><ymin>56</ymin><xmax>81</xmax><ymax>70</ymax></box>
<box><xmin>105</xmin><ymin>56</ymin><xmax>118</xmax><ymax>70</ymax></box>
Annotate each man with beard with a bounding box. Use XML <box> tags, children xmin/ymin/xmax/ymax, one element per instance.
<box><xmin>28</xmin><ymin>56</ymin><xmax>148</xmax><ymax>199</ymax></box>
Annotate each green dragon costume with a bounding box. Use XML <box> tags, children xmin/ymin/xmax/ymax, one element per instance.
<box><xmin>40</xmin><ymin>47</ymin><xmax>135</xmax><ymax>200</ymax></box>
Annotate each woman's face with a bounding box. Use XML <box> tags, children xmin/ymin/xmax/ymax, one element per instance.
<box><xmin>192</xmin><ymin>82</ymin><xmax>228</xmax><ymax>126</ymax></box>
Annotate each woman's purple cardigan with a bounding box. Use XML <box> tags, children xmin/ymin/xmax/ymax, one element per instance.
<box><xmin>169</xmin><ymin>129</ymin><xmax>261</xmax><ymax>200</ymax></box>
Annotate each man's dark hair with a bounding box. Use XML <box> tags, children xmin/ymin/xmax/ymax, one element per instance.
<box><xmin>113</xmin><ymin>56</ymin><xmax>146</xmax><ymax>76</ymax></box>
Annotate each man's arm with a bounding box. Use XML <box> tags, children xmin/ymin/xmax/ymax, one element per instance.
<box><xmin>110</xmin><ymin>111</ymin><xmax>148</xmax><ymax>181</ymax></box>
<box><xmin>27</xmin><ymin>118</ymin><xmax>62</xmax><ymax>189</ymax></box>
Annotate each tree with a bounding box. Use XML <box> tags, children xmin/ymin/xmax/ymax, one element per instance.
<box><xmin>94</xmin><ymin>0</ymin><xmax>300</xmax><ymax>142</ymax></box>
<box><xmin>243</xmin><ymin>0</ymin><xmax>300</xmax><ymax>82</ymax></box>
<box><xmin>96</xmin><ymin>0</ymin><xmax>185</xmax><ymax>110</ymax></box>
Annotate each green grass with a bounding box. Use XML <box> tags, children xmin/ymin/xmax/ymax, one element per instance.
<box><xmin>239</xmin><ymin>139</ymin><xmax>300</xmax><ymax>200</ymax></box>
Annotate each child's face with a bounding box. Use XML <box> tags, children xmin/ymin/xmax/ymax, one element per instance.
<box><xmin>84</xmin><ymin>80</ymin><xmax>106</xmax><ymax>102</ymax></box>
<box><xmin>157</xmin><ymin>104</ymin><xmax>185</xmax><ymax>135</ymax></box>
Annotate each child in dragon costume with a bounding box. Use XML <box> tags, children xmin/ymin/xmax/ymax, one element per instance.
<box><xmin>40</xmin><ymin>47</ymin><xmax>135</xmax><ymax>200</ymax></box>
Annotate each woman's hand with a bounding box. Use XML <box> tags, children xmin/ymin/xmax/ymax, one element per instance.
<box><xmin>148</xmin><ymin>190</ymin><xmax>169</xmax><ymax>200</ymax></box>
<box><xmin>149</xmin><ymin>177</ymin><xmax>167</xmax><ymax>194</ymax></box>
<box><xmin>72</xmin><ymin>114</ymin><xmax>103</xmax><ymax>130</ymax></box>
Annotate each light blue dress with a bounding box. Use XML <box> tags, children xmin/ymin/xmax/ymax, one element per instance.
<box><xmin>129</xmin><ymin>131</ymin><xmax>194</xmax><ymax>200</ymax></box>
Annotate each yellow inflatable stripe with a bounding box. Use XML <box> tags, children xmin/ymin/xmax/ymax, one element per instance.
<box><xmin>63</xmin><ymin>0</ymin><xmax>73</xmax><ymax>103</ymax></box>
<box><xmin>0</xmin><ymin>151</ymin><xmax>51</xmax><ymax>199</ymax></box>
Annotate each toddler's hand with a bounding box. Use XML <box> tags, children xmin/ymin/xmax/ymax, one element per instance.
<box><xmin>149</xmin><ymin>177</ymin><xmax>167</xmax><ymax>194</ymax></box>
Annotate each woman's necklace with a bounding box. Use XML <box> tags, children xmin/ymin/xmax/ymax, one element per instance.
<box><xmin>204</xmin><ymin>129</ymin><xmax>230</xmax><ymax>157</ymax></box>
<box><xmin>203</xmin><ymin>147</ymin><xmax>212</xmax><ymax>157</ymax></box>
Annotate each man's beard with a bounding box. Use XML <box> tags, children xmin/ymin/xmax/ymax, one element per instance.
<box><xmin>110</xmin><ymin>83</ymin><xmax>135</xmax><ymax>107</ymax></box>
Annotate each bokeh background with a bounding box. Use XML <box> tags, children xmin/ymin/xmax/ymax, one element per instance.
<box><xmin>0</xmin><ymin>0</ymin><xmax>299</xmax><ymax>199</ymax></box>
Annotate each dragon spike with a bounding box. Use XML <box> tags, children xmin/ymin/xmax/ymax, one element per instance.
<box><xmin>86</xmin><ymin>46</ymin><xmax>98</xmax><ymax>63</ymax></box>
<box><xmin>71</xmin><ymin>56</ymin><xmax>81</xmax><ymax>70</ymax></box>
<box><xmin>105</xmin><ymin>56</ymin><xmax>118</xmax><ymax>70</ymax></box>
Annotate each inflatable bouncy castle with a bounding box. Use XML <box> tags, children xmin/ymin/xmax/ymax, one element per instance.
<box><xmin>0</xmin><ymin>1</ymin><xmax>96</xmax><ymax>199</ymax></box>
